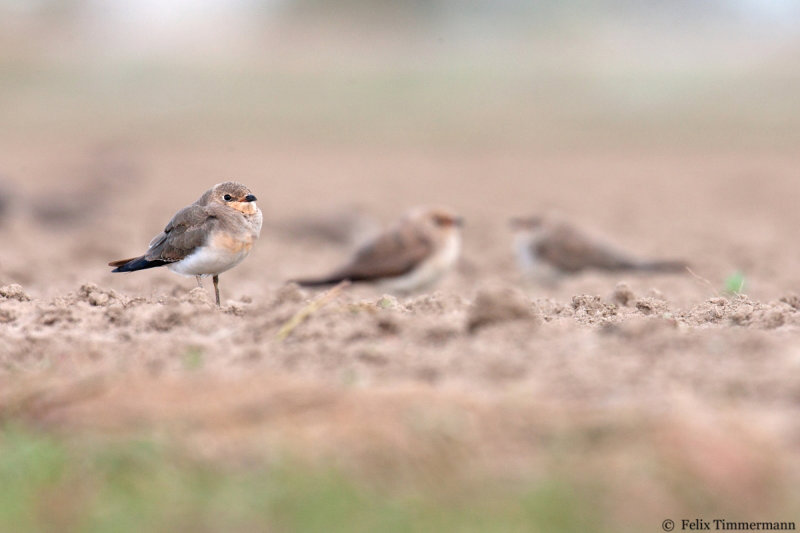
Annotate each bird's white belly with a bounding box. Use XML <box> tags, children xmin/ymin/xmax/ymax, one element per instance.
<box><xmin>381</xmin><ymin>232</ymin><xmax>461</xmax><ymax>293</ymax></box>
<box><xmin>168</xmin><ymin>245</ymin><xmax>250</xmax><ymax>277</ymax></box>
<box><xmin>513</xmin><ymin>232</ymin><xmax>561</xmax><ymax>283</ymax></box>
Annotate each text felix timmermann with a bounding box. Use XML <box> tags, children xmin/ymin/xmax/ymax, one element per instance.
<box><xmin>681</xmin><ymin>519</ymin><xmax>795</xmax><ymax>531</ymax></box>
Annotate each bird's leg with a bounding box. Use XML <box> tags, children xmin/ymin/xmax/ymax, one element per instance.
<box><xmin>212</xmin><ymin>274</ymin><xmax>220</xmax><ymax>307</ymax></box>
<box><xmin>195</xmin><ymin>275</ymin><xmax>203</xmax><ymax>289</ymax></box>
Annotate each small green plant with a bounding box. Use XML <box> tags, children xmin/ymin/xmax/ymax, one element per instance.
<box><xmin>376</xmin><ymin>296</ymin><xmax>396</xmax><ymax>309</ymax></box>
<box><xmin>182</xmin><ymin>346</ymin><xmax>205</xmax><ymax>370</ymax></box>
<box><xmin>724</xmin><ymin>271</ymin><xmax>746</xmax><ymax>295</ymax></box>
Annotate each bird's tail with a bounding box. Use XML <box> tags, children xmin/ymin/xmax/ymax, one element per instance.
<box><xmin>292</xmin><ymin>275</ymin><xmax>348</xmax><ymax>288</ymax></box>
<box><xmin>109</xmin><ymin>256</ymin><xmax>168</xmax><ymax>273</ymax></box>
<box><xmin>635</xmin><ymin>260</ymin><xmax>688</xmax><ymax>273</ymax></box>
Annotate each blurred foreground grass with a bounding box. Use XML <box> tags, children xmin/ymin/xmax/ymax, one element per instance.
<box><xmin>0</xmin><ymin>425</ymin><xmax>601</xmax><ymax>533</ymax></box>
<box><xmin>2</xmin><ymin>420</ymin><xmax>797</xmax><ymax>533</ymax></box>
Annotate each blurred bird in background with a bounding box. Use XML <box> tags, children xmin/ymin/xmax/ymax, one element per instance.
<box><xmin>295</xmin><ymin>206</ymin><xmax>463</xmax><ymax>293</ymax></box>
<box><xmin>510</xmin><ymin>215</ymin><xmax>687</xmax><ymax>285</ymax></box>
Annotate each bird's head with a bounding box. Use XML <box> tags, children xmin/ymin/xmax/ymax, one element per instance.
<box><xmin>408</xmin><ymin>206</ymin><xmax>464</xmax><ymax>237</ymax></box>
<box><xmin>204</xmin><ymin>181</ymin><xmax>259</xmax><ymax>215</ymax></box>
<box><xmin>509</xmin><ymin>216</ymin><xmax>545</xmax><ymax>233</ymax></box>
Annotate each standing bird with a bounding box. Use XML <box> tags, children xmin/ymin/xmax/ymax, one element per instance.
<box><xmin>294</xmin><ymin>206</ymin><xmax>463</xmax><ymax>293</ymax></box>
<box><xmin>109</xmin><ymin>182</ymin><xmax>262</xmax><ymax>306</ymax></box>
<box><xmin>510</xmin><ymin>215</ymin><xmax>686</xmax><ymax>284</ymax></box>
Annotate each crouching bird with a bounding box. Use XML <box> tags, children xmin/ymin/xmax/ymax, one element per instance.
<box><xmin>109</xmin><ymin>181</ymin><xmax>262</xmax><ymax>306</ymax></box>
<box><xmin>510</xmin><ymin>215</ymin><xmax>687</xmax><ymax>285</ymax></box>
<box><xmin>294</xmin><ymin>206</ymin><xmax>463</xmax><ymax>294</ymax></box>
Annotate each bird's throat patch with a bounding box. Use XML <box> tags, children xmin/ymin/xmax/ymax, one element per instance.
<box><xmin>229</xmin><ymin>201</ymin><xmax>258</xmax><ymax>216</ymax></box>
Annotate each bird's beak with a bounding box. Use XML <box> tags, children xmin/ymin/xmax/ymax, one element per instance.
<box><xmin>453</xmin><ymin>216</ymin><xmax>465</xmax><ymax>227</ymax></box>
<box><xmin>244</xmin><ymin>194</ymin><xmax>257</xmax><ymax>202</ymax></box>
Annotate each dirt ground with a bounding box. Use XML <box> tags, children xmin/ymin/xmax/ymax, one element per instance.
<box><xmin>2</xmin><ymin>140</ymin><xmax>800</xmax><ymax>523</ymax></box>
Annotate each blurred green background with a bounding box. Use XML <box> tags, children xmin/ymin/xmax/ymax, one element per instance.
<box><xmin>2</xmin><ymin>0</ymin><xmax>799</xmax><ymax>150</ymax></box>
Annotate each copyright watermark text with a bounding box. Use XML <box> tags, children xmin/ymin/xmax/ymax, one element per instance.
<box><xmin>662</xmin><ymin>519</ymin><xmax>796</xmax><ymax>531</ymax></box>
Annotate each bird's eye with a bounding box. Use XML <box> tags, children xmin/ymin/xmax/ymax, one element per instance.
<box><xmin>223</xmin><ymin>194</ymin><xmax>232</xmax><ymax>201</ymax></box>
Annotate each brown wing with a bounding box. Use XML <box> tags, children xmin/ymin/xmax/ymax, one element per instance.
<box><xmin>328</xmin><ymin>222</ymin><xmax>434</xmax><ymax>282</ymax></box>
<box><xmin>144</xmin><ymin>205</ymin><xmax>219</xmax><ymax>262</ymax></box>
<box><xmin>535</xmin><ymin>224</ymin><xmax>637</xmax><ymax>273</ymax></box>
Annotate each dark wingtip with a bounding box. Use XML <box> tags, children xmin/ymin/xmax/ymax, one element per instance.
<box><xmin>292</xmin><ymin>276</ymin><xmax>347</xmax><ymax>288</ymax></box>
<box><xmin>109</xmin><ymin>256</ymin><xmax>168</xmax><ymax>273</ymax></box>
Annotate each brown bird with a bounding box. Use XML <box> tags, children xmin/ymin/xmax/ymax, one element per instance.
<box><xmin>109</xmin><ymin>182</ymin><xmax>262</xmax><ymax>306</ymax></box>
<box><xmin>295</xmin><ymin>206</ymin><xmax>463</xmax><ymax>293</ymax></box>
<box><xmin>510</xmin><ymin>215</ymin><xmax>686</xmax><ymax>284</ymax></box>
